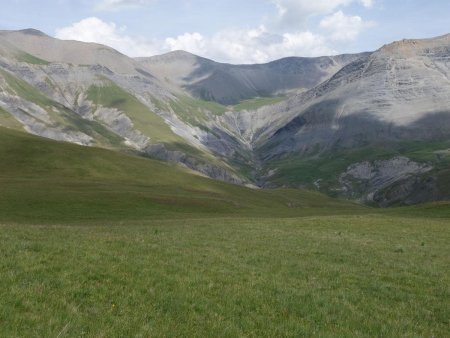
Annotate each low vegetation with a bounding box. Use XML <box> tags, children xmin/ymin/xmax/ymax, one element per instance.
<box><xmin>0</xmin><ymin>128</ymin><xmax>448</xmax><ymax>336</ymax></box>
<box><xmin>0</xmin><ymin>127</ymin><xmax>362</xmax><ymax>224</ymax></box>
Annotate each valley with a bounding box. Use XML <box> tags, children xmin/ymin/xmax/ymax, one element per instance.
<box><xmin>0</xmin><ymin>125</ymin><xmax>448</xmax><ymax>337</ymax></box>
<box><xmin>1</xmin><ymin>29</ymin><xmax>450</xmax><ymax>206</ymax></box>
<box><xmin>0</xmin><ymin>25</ymin><xmax>449</xmax><ymax>337</ymax></box>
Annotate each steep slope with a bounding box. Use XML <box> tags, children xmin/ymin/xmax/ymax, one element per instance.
<box><xmin>137</xmin><ymin>50</ymin><xmax>369</xmax><ymax>104</ymax></box>
<box><xmin>0</xmin><ymin>29</ymin><xmax>245</xmax><ymax>184</ymax></box>
<box><xmin>260</xmin><ymin>34</ymin><xmax>450</xmax><ymax>156</ymax></box>
<box><xmin>252</xmin><ymin>34</ymin><xmax>450</xmax><ymax>204</ymax></box>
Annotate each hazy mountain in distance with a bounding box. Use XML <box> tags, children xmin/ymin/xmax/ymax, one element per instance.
<box><xmin>137</xmin><ymin>50</ymin><xmax>370</xmax><ymax>104</ymax></box>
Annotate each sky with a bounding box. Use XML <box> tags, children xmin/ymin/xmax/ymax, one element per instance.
<box><xmin>1</xmin><ymin>0</ymin><xmax>449</xmax><ymax>64</ymax></box>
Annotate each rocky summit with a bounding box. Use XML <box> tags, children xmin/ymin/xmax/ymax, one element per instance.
<box><xmin>1</xmin><ymin>29</ymin><xmax>449</xmax><ymax>206</ymax></box>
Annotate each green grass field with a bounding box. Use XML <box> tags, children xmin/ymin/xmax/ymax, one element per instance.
<box><xmin>0</xmin><ymin>127</ymin><xmax>449</xmax><ymax>336</ymax></box>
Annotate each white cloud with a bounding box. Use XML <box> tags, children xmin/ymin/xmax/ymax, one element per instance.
<box><xmin>165</xmin><ymin>33</ymin><xmax>206</xmax><ymax>56</ymax></box>
<box><xmin>360</xmin><ymin>0</ymin><xmax>373</xmax><ymax>8</ymax></box>
<box><xmin>166</xmin><ymin>26</ymin><xmax>335</xmax><ymax>64</ymax></box>
<box><xmin>55</xmin><ymin>5</ymin><xmax>376</xmax><ymax>64</ymax></box>
<box><xmin>205</xmin><ymin>27</ymin><xmax>335</xmax><ymax>63</ymax></box>
<box><xmin>269</xmin><ymin>0</ymin><xmax>374</xmax><ymax>27</ymax></box>
<box><xmin>95</xmin><ymin>0</ymin><xmax>156</xmax><ymax>11</ymax></box>
<box><xmin>320</xmin><ymin>10</ymin><xmax>374</xmax><ymax>41</ymax></box>
<box><xmin>55</xmin><ymin>18</ymin><xmax>336</xmax><ymax>63</ymax></box>
<box><xmin>55</xmin><ymin>17</ymin><xmax>160</xmax><ymax>56</ymax></box>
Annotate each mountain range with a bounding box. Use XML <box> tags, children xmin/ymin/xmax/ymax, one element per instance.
<box><xmin>0</xmin><ymin>28</ymin><xmax>449</xmax><ymax>206</ymax></box>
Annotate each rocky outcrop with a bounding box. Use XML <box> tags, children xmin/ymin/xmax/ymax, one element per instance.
<box><xmin>339</xmin><ymin>156</ymin><xmax>433</xmax><ymax>204</ymax></box>
<box><xmin>0</xmin><ymin>93</ymin><xmax>92</xmax><ymax>145</ymax></box>
<box><xmin>145</xmin><ymin>143</ymin><xmax>247</xmax><ymax>185</ymax></box>
<box><xmin>258</xmin><ymin>34</ymin><xmax>450</xmax><ymax>159</ymax></box>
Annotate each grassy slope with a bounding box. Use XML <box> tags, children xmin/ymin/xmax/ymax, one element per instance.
<box><xmin>0</xmin><ymin>127</ymin><xmax>448</xmax><ymax>336</ymax></box>
<box><xmin>0</xmin><ymin>107</ymin><xmax>23</xmax><ymax>130</ymax></box>
<box><xmin>152</xmin><ymin>95</ymin><xmax>286</xmax><ymax>128</ymax></box>
<box><xmin>0</xmin><ymin>127</ymin><xmax>362</xmax><ymax>225</ymax></box>
<box><xmin>87</xmin><ymin>81</ymin><xmax>184</xmax><ymax>144</ymax></box>
<box><xmin>15</xmin><ymin>51</ymin><xmax>50</xmax><ymax>65</ymax></box>
<box><xmin>86</xmin><ymin>82</ymin><xmax>232</xmax><ymax>167</ymax></box>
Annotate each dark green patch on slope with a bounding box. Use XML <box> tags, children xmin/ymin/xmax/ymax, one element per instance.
<box><xmin>15</xmin><ymin>52</ymin><xmax>50</xmax><ymax>65</ymax></box>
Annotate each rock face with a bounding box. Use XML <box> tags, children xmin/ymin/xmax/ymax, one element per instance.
<box><xmin>1</xmin><ymin>29</ymin><xmax>450</xmax><ymax>206</ymax></box>
<box><xmin>258</xmin><ymin>34</ymin><xmax>450</xmax><ymax>159</ymax></box>
<box><xmin>339</xmin><ymin>156</ymin><xmax>433</xmax><ymax>203</ymax></box>
<box><xmin>137</xmin><ymin>51</ymin><xmax>369</xmax><ymax>104</ymax></box>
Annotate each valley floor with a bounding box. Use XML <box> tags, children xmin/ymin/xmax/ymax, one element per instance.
<box><xmin>1</xmin><ymin>214</ymin><xmax>449</xmax><ymax>337</ymax></box>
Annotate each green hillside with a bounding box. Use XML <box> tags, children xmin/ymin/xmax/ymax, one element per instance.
<box><xmin>0</xmin><ymin>127</ymin><xmax>364</xmax><ymax>224</ymax></box>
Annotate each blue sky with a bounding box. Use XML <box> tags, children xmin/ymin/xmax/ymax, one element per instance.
<box><xmin>1</xmin><ymin>0</ymin><xmax>449</xmax><ymax>63</ymax></box>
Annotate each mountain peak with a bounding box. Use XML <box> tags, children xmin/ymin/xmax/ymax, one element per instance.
<box><xmin>16</xmin><ymin>28</ymin><xmax>48</xmax><ymax>37</ymax></box>
<box><xmin>143</xmin><ymin>50</ymin><xmax>205</xmax><ymax>63</ymax></box>
<box><xmin>378</xmin><ymin>33</ymin><xmax>450</xmax><ymax>55</ymax></box>
<box><xmin>165</xmin><ymin>50</ymin><xmax>198</xmax><ymax>58</ymax></box>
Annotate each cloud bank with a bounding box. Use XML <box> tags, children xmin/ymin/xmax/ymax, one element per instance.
<box><xmin>56</xmin><ymin>1</ymin><xmax>375</xmax><ymax>63</ymax></box>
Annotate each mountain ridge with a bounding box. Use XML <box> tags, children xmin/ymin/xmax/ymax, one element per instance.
<box><xmin>0</xmin><ymin>29</ymin><xmax>449</xmax><ymax>206</ymax></box>
<box><xmin>138</xmin><ymin>50</ymin><xmax>370</xmax><ymax>104</ymax></box>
